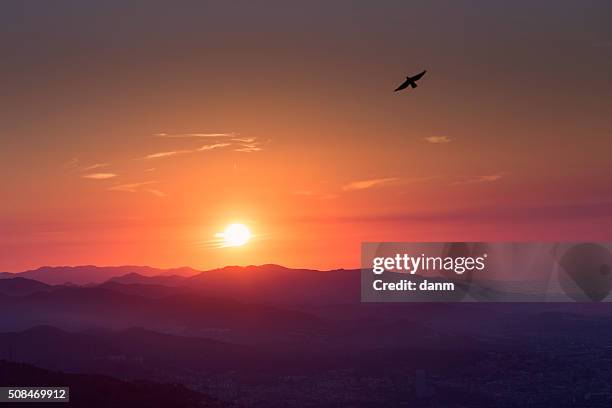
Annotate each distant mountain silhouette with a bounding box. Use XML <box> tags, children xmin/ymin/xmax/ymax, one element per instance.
<box><xmin>2</xmin><ymin>263</ymin><xmax>612</xmax><ymax>408</ymax></box>
<box><xmin>2</xmin><ymin>264</ymin><xmax>362</xmax><ymax>305</ymax></box>
<box><xmin>0</xmin><ymin>359</ymin><xmax>231</xmax><ymax>408</ymax></box>
<box><xmin>2</xmin><ymin>265</ymin><xmax>200</xmax><ymax>285</ymax></box>
<box><xmin>0</xmin><ymin>277</ymin><xmax>51</xmax><ymax>296</ymax></box>
<box><xmin>98</xmin><ymin>281</ymin><xmax>191</xmax><ymax>298</ymax></box>
<box><xmin>187</xmin><ymin>264</ymin><xmax>361</xmax><ymax>305</ymax></box>
<box><xmin>0</xmin><ymin>286</ymin><xmax>325</xmax><ymax>339</ymax></box>
<box><xmin>109</xmin><ymin>272</ymin><xmax>188</xmax><ymax>287</ymax></box>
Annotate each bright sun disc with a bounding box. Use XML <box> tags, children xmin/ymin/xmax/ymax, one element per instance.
<box><xmin>222</xmin><ymin>223</ymin><xmax>251</xmax><ymax>247</ymax></box>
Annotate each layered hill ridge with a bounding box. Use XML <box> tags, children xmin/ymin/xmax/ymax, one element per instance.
<box><xmin>0</xmin><ymin>277</ymin><xmax>51</xmax><ymax>296</ymax></box>
<box><xmin>0</xmin><ymin>265</ymin><xmax>201</xmax><ymax>285</ymax></box>
<box><xmin>0</xmin><ymin>264</ymin><xmax>361</xmax><ymax>305</ymax></box>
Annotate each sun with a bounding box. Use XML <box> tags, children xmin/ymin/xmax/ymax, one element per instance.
<box><xmin>219</xmin><ymin>223</ymin><xmax>251</xmax><ymax>247</ymax></box>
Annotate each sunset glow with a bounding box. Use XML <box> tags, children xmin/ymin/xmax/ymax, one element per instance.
<box><xmin>0</xmin><ymin>2</ymin><xmax>610</xmax><ymax>274</ymax></box>
<box><xmin>1</xmin><ymin>3</ymin><xmax>611</xmax><ymax>407</ymax></box>
<box><xmin>218</xmin><ymin>224</ymin><xmax>251</xmax><ymax>247</ymax></box>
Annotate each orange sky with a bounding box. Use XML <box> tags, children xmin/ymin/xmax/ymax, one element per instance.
<box><xmin>1</xmin><ymin>1</ymin><xmax>612</xmax><ymax>271</ymax></box>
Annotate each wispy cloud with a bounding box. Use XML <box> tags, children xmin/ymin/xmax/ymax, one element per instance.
<box><xmin>82</xmin><ymin>173</ymin><xmax>117</xmax><ymax>180</ymax></box>
<box><xmin>65</xmin><ymin>158</ymin><xmax>115</xmax><ymax>174</ymax></box>
<box><xmin>82</xmin><ymin>163</ymin><xmax>111</xmax><ymax>171</ymax></box>
<box><xmin>142</xmin><ymin>150</ymin><xmax>192</xmax><ymax>160</ymax></box>
<box><xmin>234</xmin><ymin>146</ymin><xmax>263</xmax><ymax>153</ymax></box>
<box><xmin>342</xmin><ymin>177</ymin><xmax>399</xmax><ymax>191</ymax></box>
<box><xmin>233</xmin><ymin>138</ymin><xmax>268</xmax><ymax>153</ymax></box>
<box><xmin>198</xmin><ymin>143</ymin><xmax>231</xmax><ymax>151</ymax></box>
<box><xmin>109</xmin><ymin>181</ymin><xmax>165</xmax><ymax>197</ymax></box>
<box><xmin>109</xmin><ymin>181</ymin><xmax>157</xmax><ymax>192</ymax></box>
<box><xmin>425</xmin><ymin>136</ymin><xmax>451</xmax><ymax>144</ymax></box>
<box><xmin>142</xmin><ymin>143</ymin><xmax>232</xmax><ymax>159</ymax></box>
<box><xmin>154</xmin><ymin>132</ymin><xmax>237</xmax><ymax>138</ymax></box>
<box><xmin>452</xmin><ymin>173</ymin><xmax>507</xmax><ymax>185</ymax></box>
<box><xmin>477</xmin><ymin>174</ymin><xmax>504</xmax><ymax>182</ymax></box>
<box><xmin>145</xmin><ymin>188</ymin><xmax>167</xmax><ymax>197</ymax></box>
<box><xmin>143</xmin><ymin>131</ymin><xmax>267</xmax><ymax>159</ymax></box>
<box><xmin>65</xmin><ymin>158</ymin><xmax>79</xmax><ymax>168</ymax></box>
<box><xmin>290</xmin><ymin>202</ymin><xmax>612</xmax><ymax>225</ymax></box>
<box><xmin>232</xmin><ymin>137</ymin><xmax>256</xmax><ymax>143</ymax></box>
<box><xmin>296</xmin><ymin>175</ymin><xmax>442</xmax><ymax>200</ymax></box>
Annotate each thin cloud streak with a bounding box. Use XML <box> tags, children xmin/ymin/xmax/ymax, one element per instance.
<box><xmin>154</xmin><ymin>132</ymin><xmax>237</xmax><ymax>138</ymax></box>
<box><xmin>109</xmin><ymin>181</ymin><xmax>157</xmax><ymax>192</ymax></box>
<box><xmin>425</xmin><ymin>136</ymin><xmax>451</xmax><ymax>144</ymax></box>
<box><xmin>231</xmin><ymin>137</ymin><xmax>256</xmax><ymax>143</ymax></box>
<box><xmin>234</xmin><ymin>146</ymin><xmax>263</xmax><ymax>153</ymax></box>
<box><xmin>342</xmin><ymin>177</ymin><xmax>399</xmax><ymax>191</ymax></box>
<box><xmin>142</xmin><ymin>150</ymin><xmax>192</xmax><ymax>160</ymax></box>
<box><xmin>109</xmin><ymin>181</ymin><xmax>166</xmax><ymax>198</ymax></box>
<box><xmin>64</xmin><ymin>158</ymin><xmax>79</xmax><ymax>168</ymax></box>
<box><xmin>143</xmin><ymin>144</ymin><xmax>231</xmax><ymax>159</ymax></box>
<box><xmin>296</xmin><ymin>175</ymin><xmax>443</xmax><ymax>200</ymax></box>
<box><xmin>142</xmin><ymin>132</ymin><xmax>266</xmax><ymax>159</ymax></box>
<box><xmin>287</xmin><ymin>202</ymin><xmax>612</xmax><ymax>225</ymax></box>
<box><xmin>81</xmin><ymin>163</ymin><xmax>111</xmax><ymax>171</ymax></box>
<box><xmin>452</xmin><ymin>173</ymin><xmax>507</xmax><ymax>185</ymax></box>
<box><xmin>198</xmin><ymin>143</ymin><xmax>231</xmax><ymax>151</ymax></box>
<box><xmin>82</xmin><ymin>173</ymin><xmax>117</xmax><ymax>180</ymax></box>
<box><xmin>145</xmin><ymin>189</ymin><xmax>167</xmax><ymax>197</ymax></box>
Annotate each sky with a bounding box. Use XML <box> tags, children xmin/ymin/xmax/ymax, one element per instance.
<box><xmin>1</xmin><ymin>0</ymin><xmax>612</xmax><ymax>272</ymax></box>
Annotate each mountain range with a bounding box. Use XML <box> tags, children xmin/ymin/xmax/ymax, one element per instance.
<box><xmin>0</xmin><ymin>264</ymin><xmax>361</xmax><ymax>305</ymax></box>
<box><xmin>0</xmin><ymin>265</ymin><xmax>200</xmax><ymax>285</ymax></box>
<box><xmin>2</xmin><ymin>264</ymin><xmax>612</xmax><ymax>407</ymax></box>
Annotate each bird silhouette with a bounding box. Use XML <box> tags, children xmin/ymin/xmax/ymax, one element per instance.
<box><xmin>394</xmin><ymin>70</ymin><xmax>427</xmax><ymax>92</ymax></box>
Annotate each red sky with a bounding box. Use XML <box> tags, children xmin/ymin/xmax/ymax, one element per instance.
<box><xmin>1</xmin><ymin>1</ymin><xmax>612</xmax><ymax>271</ymax></box>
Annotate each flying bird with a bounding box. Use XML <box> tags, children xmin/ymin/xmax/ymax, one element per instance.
<box><xmin>394</xmin><ymin>70</ymin><xmax>427</xmax><ymax>92</ymax></box>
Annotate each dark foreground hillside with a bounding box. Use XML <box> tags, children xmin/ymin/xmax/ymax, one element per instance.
<box><xmin>0</xmin><ymin>360</ymin><xmax>232</xmax><ymax>408</ymax></box>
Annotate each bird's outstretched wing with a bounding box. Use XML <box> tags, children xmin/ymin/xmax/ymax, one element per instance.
<box><xmin>411</xmin><ymin>70</ymin><xmax>427</xmax><ymax>81</ymax></box>
<box><xmin>394</xmin><ymin>79</ymin><xmax>410</xmax><ymax>92</ymax></box>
